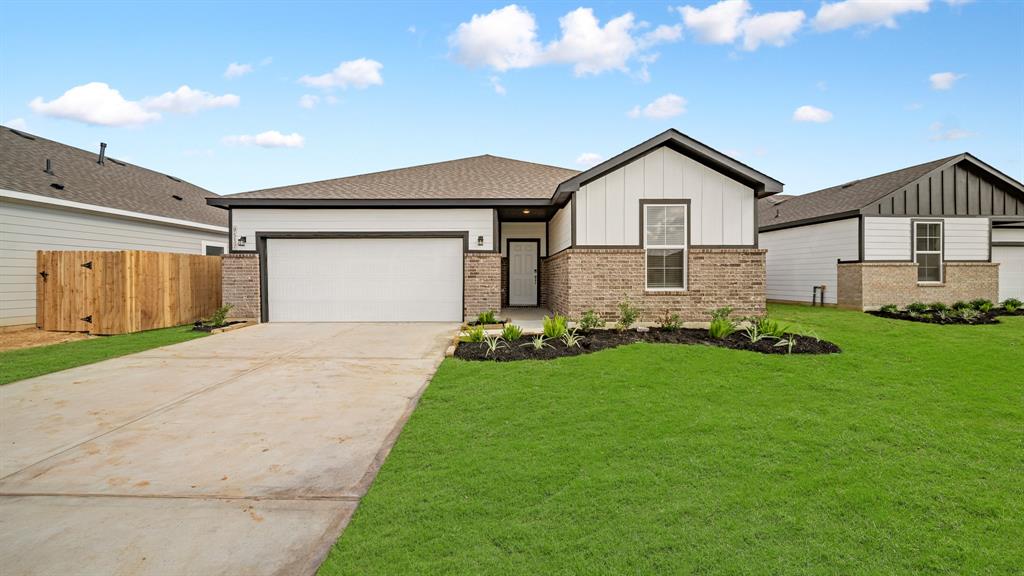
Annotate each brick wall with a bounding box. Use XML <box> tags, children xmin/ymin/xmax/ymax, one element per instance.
<box><xmin>500</xmin><ymin>257</ymin><xmax>509</xmax><ymax>308</ymax></box>
<box><xmin>464</xmin><ymin>252</ymin><xmax>501</xmax><ymax>320</ymax></box>
<box><xmin>222</xmin><ymin>253</ymin><xmax>260</xmax><ymax>319</ymax></box>
<box><xmin>838</xmin><ymin>261</ymin><xmax>999</xmax><ymax>310</ymax></box>
<box><xmin>542</xmin><ymin>248</ymin><xmax>765</xmax><ymax>322</ymax></box>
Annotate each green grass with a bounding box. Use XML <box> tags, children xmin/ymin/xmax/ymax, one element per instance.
<box><xmin>0</xmin><ymin>326</ymin><xmax>207</xmax><ymax>385</ymax></box>
<box><xmin>320</xmin><ymin>304</ymin><xmax>1023</xmax><ymax>575</ymax></box>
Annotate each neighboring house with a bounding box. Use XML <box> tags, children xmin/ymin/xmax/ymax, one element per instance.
<box><xmin>758</xmin><ymin>153</ymin><xmax>1024</xmax><ymax>309</ymax></box>
<box><xmin>0</xmin><ymin>126</ymin><xmax>228</xmax><ymax>327</ymax></box>
<box><xmin>208</xmin><ymin>129</ymin><xmax>783</xmax><ymax>323</ymax></box>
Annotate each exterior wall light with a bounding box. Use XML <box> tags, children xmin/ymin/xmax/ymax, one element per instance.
<box><xmin>477</xmin><ymin>235</ymin><xmax>484</xmax><ymax>247</ymax></box>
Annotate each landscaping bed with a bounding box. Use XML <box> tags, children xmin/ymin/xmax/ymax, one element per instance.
<box><xmin>191</xmin><ymin>320</ymin><xmax>249</xmax><ymax>333</ymax></box>
<box><xmin>868</xmin><ymin>298</ymin><xmax>1021</xmax><ymax>325</ymax></box>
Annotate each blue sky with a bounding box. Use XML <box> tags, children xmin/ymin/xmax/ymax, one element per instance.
<box><xmin>1</xmin><ymin>1</ymin><xmax>1021</xmax><ymax>196</ymax></box>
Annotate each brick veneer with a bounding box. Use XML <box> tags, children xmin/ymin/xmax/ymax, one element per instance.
<box><xmin>837</xmin><ymin>261</ymin><xmax>999</xmax><ymax>310</ymax></box>
<box><xmin>464</xmin><ymin>252</ymin><xmax>501</xmax><ymax>320</ymax></box>
<box><xmin>222</xmin><ymin>253</ymin><xmax>261</xmax><ymax>319</ymax></box>
<box><xmin>500</xmin><ymin>257</ymin><xmax>509</xmax><ymax>308</ymax></box>
<box><xmin>541</xmin><ymin>248</ymin><xmax>765</xmax><ymax>322</ymax></box>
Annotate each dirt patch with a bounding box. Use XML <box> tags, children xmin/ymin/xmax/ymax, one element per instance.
<box><xmin>0</xmin><ymin>327</ymin><xmax>93</xmax><ymax>352</ymax></box>
<box><xmin>455</xmin><ymin>328</ymin><xmax>840</xmax><ymax>362</ymax></box>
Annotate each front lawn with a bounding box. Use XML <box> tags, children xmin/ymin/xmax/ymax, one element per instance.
<box><xmin>320</xmin><ymin>304</ymin><xmax>1023</xmax><ymax>575</ymax></box>
<box><xmin>0</xmin><ymin>326</ymin><xmax>207</xmax><ymax>385</ymax></box>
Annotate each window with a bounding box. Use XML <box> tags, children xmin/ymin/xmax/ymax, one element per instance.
<box><xmin>644</xmin><ymin>204</ymin><xmax>687</xmax><ymax>290</ymax></box>
<box><xmin>914</xmin><ymin>221</ymin><xmax>942</xmax><ymax>282</ymax></box>
<box><xmin>203</xmin><ymin>241</ymin><xmax>226</xmax><ymax>256</ymax></box>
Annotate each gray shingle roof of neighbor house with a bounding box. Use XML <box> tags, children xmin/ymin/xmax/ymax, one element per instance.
<box><xmin>0</xmin><ymin>125</ymin><xmax>226</xmax><ymax>227</ymax></box>
<box><xmin>758</xmin><ymin>155</ymin><xmax>961</xmax><ymax>230</ymax></box>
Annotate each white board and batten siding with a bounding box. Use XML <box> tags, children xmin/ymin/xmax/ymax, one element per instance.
<box><xmin>500</xmin><ymin>222</ymin><xmax>547</xmax><ymax>256</ymax></box>
<box><xmin>863</xmin><ymin>217</ymin><xmax>990</xmax><ymax>261</ymax></box>
<box><xmin>760</xmin><ymin>218</ymin><xmax>859</xmax><ymax>304</ymax></box>
<box><xmin>574</xmin><ymin>147</ymin><xmax>756</xmax><ymax>246</ymax></box>
<box><xmin>230</xmin><ymin>208</ymin><xmax>495</xmax><ymax>252</ymax></box>
<box><xmin>548</xmin><ymin>200</ymin><xmax>572</xmax><ymax>254</ymax></box>
<box><xmin>0</xmin><ymin>198</ymin><xmax>226</xmax><ymax>327</ymax></box>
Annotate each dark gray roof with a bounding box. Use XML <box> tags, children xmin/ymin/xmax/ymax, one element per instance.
<box><xmin>0</xmin><ymin>126</ymin><xmax>226</xmax><ymax>227</ymax></box>
<box><xmin>758</xmin><ymin>155</ymin><xmax>958</xmax><ymax>229</ymax></box>
<box><xmin>221</xmin><ymin>154</ymin><xmax>579</xmax><ymax>201</ymax></box>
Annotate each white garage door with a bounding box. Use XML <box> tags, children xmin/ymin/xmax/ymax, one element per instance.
<box><xmin>993</xmin><ymin>246</ymin><xmax>1024</xmax><ymax>302</ymax></box>
<box><xmin>266</xmin><ymin>237</ymin><xmax>463</xmax><ymax>322</ymax></box>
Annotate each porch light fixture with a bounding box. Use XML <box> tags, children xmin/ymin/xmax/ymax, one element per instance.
<box><xmin>477</xmin><ymin>235</ymin><xmax>484</xmax><ymax>247</ymax></box>
<box><xmin>237</xmin><ymin>235</ymin><xmax>247</xmax><ymax>247</ymax></box>
<box><xmin>522</xmin><ymin>209</ymin><xmax>531</xmax><ymax>214</ymax></box>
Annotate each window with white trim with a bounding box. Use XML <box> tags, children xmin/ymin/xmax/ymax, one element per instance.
<box><xmin>644</xmin><ymin>204</ymin><xmax>687</xmax><ymax>290</ymax></box>
<box><xmin>203</xmin><ymin>241</ymin><xmax>227</xmax><ymax>256</ymax></box>
<box><xmin>914</xmin><ymin>221</ymin><xmax>942</xmax><ymax>282</ymax></box>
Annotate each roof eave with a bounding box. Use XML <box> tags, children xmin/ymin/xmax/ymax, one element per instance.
<box><xmin>207</xmin><ymin>197</ymin><xmax>555</xmax><ymax>209</ymax></box>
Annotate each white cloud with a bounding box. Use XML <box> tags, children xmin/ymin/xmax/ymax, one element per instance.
<box><xmin>793</xmin><ymin>105</ymin><xmax>833</xmax><ymax>123</ymax></box>
<box><xmin>449</xmin><ymin>5</ymin><xmax>542</xmax><ymax>71</ymax></box>
<box><xmin>223</xmin><ymin>130</ymin><xmax>305</xmax><ymax>148</ymax></box>
<box><xmin>638</xmin><ymin>24</ymin><xmax>683</xmax><ymax>48</ymax></box>
<box><xmin>628</xmin><ymin>93</ymin><xmax>687</xmax><ymax>119</ymax></box>
<box><xmin>6</xmin><ymin>117</ymin><xmax>27</xmax><ymax>130</ymax></box>
<box><xmin>929</xmin><ymin>71</ymin><xmax>964</xmax><ymax>90</ymax></box>
<box><xmin>576</xmin><ymin>152</ymin><xmax>604</xmax><ymax>167</ymax></box>
<box><xmin>945</xmin><ymin>0</ymin><xmax>973</xmax><ymax>5</ymax></box>
<box><xmin>29</xmin><ymin>82</ymin><xmax>160</xmax><ymax>126</ymax></box>
<box><xmin>813</xmin><ymin>0</ymin><xmax>929</xmax><ymax>32</ymax></box>
<box><xmin>224</xmin><ymin>62</ymin><xmax>253</xmax><ymax>78</ymax></box>
<box><xmin>740</xmin><ymin>10</ymin><xmax>805</xmax><ymax>50</ymax></box>
<box><xmin>408</xmin><ymin>25</ymin><xmax>417</xmax><ymax>33</ymax></box>
<box><xmin>260</xmin><ymin>57</ymin><xmax>273</xmax><ymax>66</ymax></box>
<box><xmin>546</xmin><ymin>8</ymin><xmax>641</xmax><ymax>76</ymax></box>
<box><xmin>142</xmin><ymin>85</ymin><xmax>239</xmax><ymax>114</ymax></box>
<box><xmin>489</xmin><ymin>76</ymin><xmax>507</xmax><ymax>95</ymax></box>
<box><xmin>298</xmin><ymin>94</ymin><xmax>320</xmax><ymax>109</ymax></box>
<box><xmin>678</xmin><ymin>0</ymin><xmax>749</xmax><ymax>43</ymax></box>
<box><xmin>929</xmin><ymin>122</ymin><xmax>974</xmax><ymax>141</ymax></box>
<box><xmin>299</xmin><ymin>58</ymin><xmax>384</xmax><ymax>89</ymax></box>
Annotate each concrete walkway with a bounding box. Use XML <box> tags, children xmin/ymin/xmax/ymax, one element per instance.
<box><xmin>0</xmin><ymin>322</ymin><xmax>456</xmax><ymax>576</ymax></box>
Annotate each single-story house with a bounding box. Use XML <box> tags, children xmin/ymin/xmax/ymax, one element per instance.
<box><xmin>0</xmin><ymin>126</ymin><xmax>228</xmax><ymax>327</ymax></box>
<box><xmin>758</xmin><ymin>153</ymin><xmax>1024</xmax><ymax>309</ymax></box>
<box><xmin>208</xmin><ymin>129</ymin><xmax>783</xmax><ymax>323</ymax></box>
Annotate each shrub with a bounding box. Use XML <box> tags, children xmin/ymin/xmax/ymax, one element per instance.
<box><xmin>957</xmin><ymin>307</ymin><xmax>980</xmax><ymax>321</ymax></box>
<box><xmin>561</xmin><ymin>327</ymin><xmax>584</xmax><ymax>349</ymax></box>
<box><xmin>577</xmin><ymin>309</ymin><xmax>604</xmax><ymax>332</ymax></box>
<box><xmin>929</xmin><ymin>302</ymin><xmax>949</xmax><ymax>312</ymax></box>
<box><xmin>476</xmin><ymin>310</ymin><xmax>498</xmax><ymax>325</ymax></box>
<box><xmin>709</xmin><ymin>306</ymin><xmax>733</xmax><ymax>321</ymax></box>
<box><xmin>1002</xmin><ymin>298</ymin><xmax>1022</xmax><ymax>312</ymax></box>
<box><xmin>542</xmin><ymin>314</ymin><xmax>568</xmax><ymax>339</ymax></box>
<box><xmin>616</xmin><ymin>296</ymin><xmax>640</xmax><ymax>331</ymax></box>
<box><xmin>659</xmin><ymin>310</ymin><xmax>683</xmax><ymax>331</ymax></box>
<box><xmin>970</xmin><ymin>298</ymin><xmax>993</xmax><ymax>313</ymax></box>
<box><xmin>740</xmin><ymin>318</ymin><xmax>770</xmax><ymax>343</ymax></box>
<box><xmin>206</xmin><ymin>304</ymin><xmax>234</xmax><ymax>328</ymax></box>
<box><xmin>879</xmin><ymin>304</ymin><xmax>899</xmax><ymax>314</ymax></box>
<box><xmin>951</xmin><ymin>300</ymin><xmax>971</xmax><ymax>311</ymax></box>
<box><xmin>501</xmin><ymin>324</ymin><xmax>523</xmax><ymax>341</ymax></box>
<box><xmin>756</xmin><ymin>316</ymin><xmax>788</xmax><ymax>338</ymax></box>
<box><xmin>482</xmin><ymin>334</ymin><xmax>507</xmax><ymax>357</ymax></box>
<box><xmin>460</xmin><ymin>325</ymin><xmax>485</xmax><ymax>342</ymax></box>
<box><xmin>708</xmin><ymin>316</ymin><xmax>736</xmax><ymax>340</ymax></box>
<box><xmin>906</xmin><ymin>302</ymin><xmax>928</xmax><ymax>314</ymax></box>
<box><xmin>774</xmin><ymin>335</ymin><xmax>797</xmax><ymax>355</ymax></box>
<box><xmin>522</xmin><ymin>334</ymin><xmax>551</xmax><ymax>350</ymax></box>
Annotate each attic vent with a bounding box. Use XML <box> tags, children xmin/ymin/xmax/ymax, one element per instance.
<box><xmin>50</xmin><ymin>183</ymin><xmax>65</xmax><ymax>190</ymax></box>
<box><xmin>840</xmin><ymin>180</ymin><xmax>861</xmax><ymax>189</ymax></box>
<box><xmin>108</xmin><ymin>158</ymin><xmax>126</xmax><ymax>166</ymax></box>
<box><xmin>166</xmin><ymin>175</ymin><xmax>182</xmax><ymax>183</ymax></box>
<box><xmin>171</xmin><ymin>194</ymin><xmax>183</xmax><ymax>201</ymax></box>
<box><xmin>9</xmin><ymin>129</ymin><xmax>35</xmax><ymax>140</ymax></box>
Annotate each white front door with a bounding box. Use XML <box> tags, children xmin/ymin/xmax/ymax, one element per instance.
<box><xmin>993</xmin><ymin>246</ymin><xmax>1024</xmax><ymax>301</ymax></box>
<box><xmin>508</xmin><ymin>241</ymin><xmax>538</xmax><ymax>306</ymax></box>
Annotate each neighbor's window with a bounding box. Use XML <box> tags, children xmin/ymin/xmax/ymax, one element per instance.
<box><xmin>204</xmin><ymin>243</ymin><xmax>226</xmax><ymax>256</ymax></box>
<box><xmin>644</xmin><ymin>204</ymin><xmax>687</xmax><ymax>290</ymax></box>
<box><xmin>914</xmin><ymin>221</ymin><xmax>942</xmax><ymax>282</ymax></box>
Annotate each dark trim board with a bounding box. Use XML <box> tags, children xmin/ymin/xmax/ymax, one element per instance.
<box><xmin>255</xmin><ymin>231</ymin><xmax>469</xmax><ymax>323</ymax></box>
<box><xmin>759</xmin><ymin>211</ymin><xmax>861</xmax><ymax>233</ymax></box>
<box><xmin>505</xmin><ymin>238</ymin><xmax>541</xmax><ymax>307</ymax></box>
<box><xmin>992</xmin><ymin>241</ymin><xmax>1024</xmax><ymax>247</ymax></box>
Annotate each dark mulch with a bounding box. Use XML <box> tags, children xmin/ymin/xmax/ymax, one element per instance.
<box><xmin>191</xmin><ymin>320</ymin><xmax>247</xmax><ymax>332</ymax></box>
<box><xmin>995</xmin><ymin>307</ymin><xmax>1024</xmax><ymax>317</ymax></box>
<box><xmin>867</xmin><ymin>310</ymin><xmax>1000</xmax><ymax>325</ymax></box>
<box><xmin>454</xmin><ymin>328</ymin><xmax>840</xmax><ymax>362</ymax></box>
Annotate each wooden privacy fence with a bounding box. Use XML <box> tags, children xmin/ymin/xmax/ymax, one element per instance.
<box><xmin>36</xmin><ymin>250</ymin><xmax>222</xmax><ymax>335</ymax></box>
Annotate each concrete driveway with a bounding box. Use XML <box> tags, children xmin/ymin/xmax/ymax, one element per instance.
<box><xmin>0</xmin><ymin>322</ymin><xmax>456</xmax><ymax>576</ymax></box>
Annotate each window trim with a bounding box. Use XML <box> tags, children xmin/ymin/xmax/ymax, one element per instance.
<box><xmin>912</xmin><ymin>219</ymin><xmax>943</xmax><ymax>284</ymax></box>
<box><xmin>642</xmin><ymin>201</ymin><xmax>689</xmax><ymax>291</ymax></box>
<box><xmin>202</xmin><ymin>240</ymin><xmax>228</xmax><ymax>256</ymax></box>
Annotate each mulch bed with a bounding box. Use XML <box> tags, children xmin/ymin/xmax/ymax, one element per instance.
<box><xmin>455</xmin><ymin>328</ymin><xmax>840</xmax><ymax>362</ymax></box>
<box><xmin>191</xmin><ymin>320</ymin><xmax>248</xmax><ymax>332</ymax></box>
<box><xmin>867</xmin><ymin>310</ymin><xmax>1000</xmax><ymax>325</ymax></box>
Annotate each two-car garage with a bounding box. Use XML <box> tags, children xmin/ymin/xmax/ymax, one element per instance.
<box><xmin>263</xmin><ymin>237</ymin><xmax>464</xmax><ymax>322</ymax></box>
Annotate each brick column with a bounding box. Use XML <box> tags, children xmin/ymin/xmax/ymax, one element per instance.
<box><xmin>222</xmin><ymin>253</ymin><xmax>261</xmax><ymax>320</ymax></box>
<box><xmin>464</xmin><ymin>252</ymin><xmax>501</xmax><ymax>321</ymax></box>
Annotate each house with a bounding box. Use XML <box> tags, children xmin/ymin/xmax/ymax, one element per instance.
<box><xmin>208</xmin><ymin>129</ymin><xmax>783</xmax><ymax>323</ymax></box>
<box><xmin>758</xmin><ymin>153</ymin><xmax>1024</xmax><ymax>309</ymax></box>
<box><xmin>0</xmin><ymin>126</ymin><xmax>228</xmax><ymax>327</ymax></box>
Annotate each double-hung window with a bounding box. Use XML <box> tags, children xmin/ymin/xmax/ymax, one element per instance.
<box><xmin>644</xmin><ymin>204</ymin><xmax>687</xmax><ymax>290</ymax></box>
<box><xmin>914</xmin><ymin>221</ymin><xmax>942</xmax><ymax>282</ymax></box>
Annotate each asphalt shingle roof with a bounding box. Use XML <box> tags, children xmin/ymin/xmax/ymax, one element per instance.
<box><xmin>223</xmin><ymin>154</ymin><xmax>580</xmax><ymax>200</ymax></box>
<box><xmin>758</xmin><ymin>155</ymin><xmax>958</xmax><ymax>229</ymax></box>
<box><xmin>0</xmin><ymin>126</ymin><xmax>226</xmax><ymax>227</ymax></box>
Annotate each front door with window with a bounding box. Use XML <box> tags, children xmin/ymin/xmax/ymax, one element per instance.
<box><xmin>508</xmin><ymin>241</ymin><xmax>538</xmax><ymax>306</ymax></box>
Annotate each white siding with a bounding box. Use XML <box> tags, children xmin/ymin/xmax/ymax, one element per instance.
<box><xmin>863</xmin><ymin>217</ymin><xmax>912</xmax><ymax>260</ymax></box>
<box><xmin>944</xmin><ymin>218</ymin><xmax>989</xmax><ymax>261</ymax></box>
<box><xmin>231</xmin><ymin>208</ymin><xmax>495</xmax><ymax>252</ymax></box>
<box><xmin>0</xmin><ymin>199</ymin><xmax>226</xmax><ymax>327</ymax></box>
<box><xmin>993</xmin><ymin>227</ymin><xmax>1024</xmax><ymax>243</ymax></box>
<box><xmin>500</xmin><ymin>222</ymin><xmax>547</xmax><ymax>256</ymax></box>
<box><xmin>548</xmin><ymin>200</ymin><xmax>572</xmax><ymax>254</ymax></box>
<box><xmin>864</xmin><ymin>217</ymin><xmax>991</xmax><ymax>261</ymax></box>
<box><xmin>574</xmin><ymin>146</ymin><xmax>755</xmax><ymax>246</ymax></box>
<box><xmin>761</xmin><ymin>218</ymin><xmax>859</xmax><ymax>304</ymax></box>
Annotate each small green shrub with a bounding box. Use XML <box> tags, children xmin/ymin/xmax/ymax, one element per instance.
<box><xmin>577</xmin><ymin>309</ymin><xmax>604</xmax><ymax>331</ymax></box>
<box><xmin>206</xmin><ymin>304</ymin><xmax>234</xmax><ymax>328</ymax></box>
<box><xmin>957</xmin><ymin>307</ymin><xmax>980</xmax><ymax>321</ymax></box>
<box><xmin>709</xmin><ymin>306</ymin><xmax>733</xmax><ymax>321</ymax></box>
<box><xmin>561</xmin><ymin>327</ymin><xmax>584</xmax><ymax>349</ymax></box>
<box><xmin>476</xmin><ymin>310</ymin><xmax>498</xmax><ymax>325</ymax></box>
<box><xmin>659</xmin><ymin>310</ymin><xmax>682</xmax><ymax>331</ymax></box>
<box><xmin>616</xmin><ymin>296</ymin><xmax>640</xmax><ymax>331</ymax></box>
<box><xmin>756</xmin><ymin>316</ymin><xmax>788</xmax><ymax>338</ymax></box>
<box><xmin>970</xmin><ymin>298</ymin><xmax>993</xmax><ymax>313</ymax></box>
<box><xmin>708</xmin><ymin>316</ymin><xmax>736</xmax><ymax>340</ymax></box>
<box><xmin>879</xmin><ymin>304</ymin><xmax>899</xmax><ymax>314</ymax></box>
<box><xmin>951</xmin><ymin>300</ymin><xmax>971</xmax><ymax>311</ymax></box>
<box><xmin>774</xmin><ymin>335</ymin><xmax>797</xmax><ymax>354</ymax></box>
<box><xmin>542</xmin><ymin>314</ymin><xmax>568</xmax><ymax>339</ymax></box>
<box><xmin>740</xmin><ymin>318</ymin><xmax>770</xmax><ymax>343</ymax></box>
<box><xmin>460</xmin><ymin>325</ymin><xmax>485</xmax><ymax>342</ymax></box>
<box><xmin>906</xmin><ymin>302</ymin><xmax>928</xmax><ymax>314</ymax></box>
<box><xmin>501</xmin><ymin>324</ymin><xmax>523</xmax><ymax>341</ymax></box>
<box><xmin>1002</xmin><ymin>298</ymin><xmax>1022</xmax><ymax>312</ymax></box>
<box><xmin>522</xmin><ymin>334</ymin><xmax>551</xmax><ymax>350</ymax></box>
<box><xmin>929</xmin><ymin>302</ymin><xmax>949</xmax><ymax>312</ymax></box>
<box><xmin>482</xmin><ymin>334</ymin><xmax>507</xmax><ymax>357</ymax></box>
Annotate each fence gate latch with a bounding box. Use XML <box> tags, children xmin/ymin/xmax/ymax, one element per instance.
<box><xmin>81</xmin><ymin>261</ymin><xmax>93</xmax><ymax>269</ymax></box>
<box><xmin>81</xmin><ymin>315</ymin><xmax>93</xmax><ymax>324</ymax></box>
<box><xmin>39</xmin><ymin>271</ymin><xmax>49</xmax><ymax>280</ymax></box>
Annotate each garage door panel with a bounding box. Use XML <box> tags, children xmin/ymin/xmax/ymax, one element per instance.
<box><xmin>266</xmin><ymin>238</ymin><xmax>462</xmax><ymax>322</ymax></box>
<box><xmin>993</xmin><ymin>246</ymin><xmax>1024</xmax><ymax>302</ymax></box>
